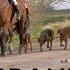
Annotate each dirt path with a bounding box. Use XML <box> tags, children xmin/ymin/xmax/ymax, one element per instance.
<box><xmin>0</xmin><ymin>39</ymin><xmax>70</xmax><ymax>70</ymax></box>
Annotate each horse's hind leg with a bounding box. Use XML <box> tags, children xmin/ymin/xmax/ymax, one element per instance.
<box><xmin>7</xmin><ymin>32</ymin><xmax>13</xmax><ymax>55</ymax></box>
<box><xmin>0</xmin><ymin>40</ymin><xmax>5</xmax><ymax>56</ymax></box>
<box><xmin>29</xmin><ymin>42</ymin><xmax>32</xmax><ymax>52</ymax></box>
<box><xmin>8</xmin><ymin>43</ymin><xmax>13</xmax><ymax>55</ymax></box>
<box><xmin>28</xmin><ymin>38</ymin><xmax>32</xmax><ymax>52</ymax></box>
<box><xmin>0</xmin><ymin>32</ymin><xmax>9</xmax><ymax>56</ymax></box>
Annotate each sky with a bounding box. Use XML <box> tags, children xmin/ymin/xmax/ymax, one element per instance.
<box><xmin>51</xmin><ymin>0</ymin><xmax>70</xmax><ymax>10</ymax></box>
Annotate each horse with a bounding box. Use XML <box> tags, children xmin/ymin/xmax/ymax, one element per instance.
<box><xmin>0</xmin><ymin>0</ymin><xmax>30</xmax><ymax>56</ymax></box>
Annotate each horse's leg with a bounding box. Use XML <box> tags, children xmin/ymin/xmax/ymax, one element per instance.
<box><xmin>0</xmin><ymin>32</ymin><xmax>9</xmax><ymax>56</ymax></box>
<box><xmin>27</xmin><ymin>37</ymin><xmax>32</xmax><ymax>52</ymax></box>
<box><xmin>18</xmin><ymin>34</ymin><xmax>23</xmax><ymax>54</ymax></box>
<box><xmin>19</xmin><ymin>43</ymin><xmax>28</xmax><ymax>53</ymax></box>
<box><xmin>8</xmin><ymin>43</ymin><xmax>13</xmax><ymax>55</ymax></box>
<box><xmin>0</xmin><ymin>40</ymin><xmax>5</xmax><ymax>56</ymax></box>
<box><xmin>8</xmin><ymin>32</ymin><xmax>13</xmax><ymax>55</ymax></box>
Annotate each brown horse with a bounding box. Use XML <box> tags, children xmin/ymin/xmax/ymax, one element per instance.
<box><xmin>0</xmin><ymin>0</ymin><xmax>30</xmax><ymax>56</ymax></box>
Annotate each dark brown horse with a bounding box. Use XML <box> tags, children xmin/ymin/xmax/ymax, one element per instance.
<box><xmin>0</xmin><ymin>0</ymin><xmax>30</xmax><ymax>56</ymax></box>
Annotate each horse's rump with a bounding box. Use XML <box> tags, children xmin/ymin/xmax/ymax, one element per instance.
<box><xmin>0</xmin><ymin>0</ymin><xmax>12</xmax><ymax>32</ymax></box>
<box><xmin>0</xmin><ymin>0</ymin><xmax>30</xmax><ymax>36</ymax></box>
<box><xmin>0</xmin><ymin>0</ymin><xmax>30</xmax><ymax>56</ymax></box>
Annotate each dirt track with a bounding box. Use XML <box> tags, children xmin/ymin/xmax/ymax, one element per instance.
<box><xmin>0</xmin><ymin>39</ymin><xmax>70</xmax><ymax>70</ymax></box>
